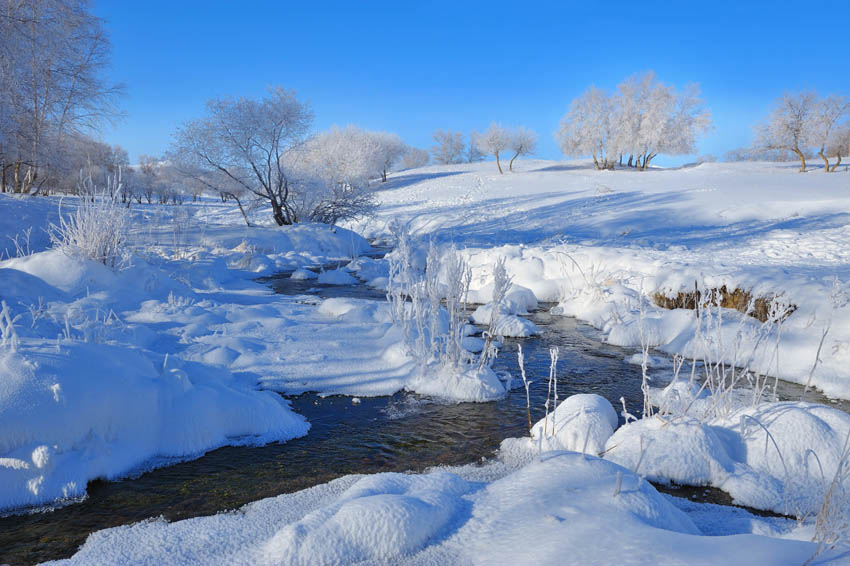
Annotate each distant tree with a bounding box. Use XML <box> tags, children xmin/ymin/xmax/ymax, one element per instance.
<box><xmin>696</xmin><ymin>154</ymin><xmax>717</xmax><ymax>163</ymax></box>
<box><xmin>466</xmin><ymin>133</ymin><xmax>485</xmax><ymax>163</ymax></box>
<box><xmin>0</xmin><ymin>0</ymin><xmax>122</xmax><ymax>193</ymax></box>
<box><xmin>557</xmin><ymin>86</ymin><xmax>617</xmax><ymax>170</ymax></box>
<box><xmin>170</xmin><ymin>86</ymin><xmax>313</xmax><ymax>226</ymax></box>
<box><xmin>558</xmin><ymin>73</ymin><xmax>711</xmax><ymax>171</ymax></box>
<box><xmin>368</xmin><ymin>131</ymin><xmax>406</xmax><ymax>182</ymax></box>
<box><xmin>826</xmin><ymin>125</ymin><xmax>850</xmax><ymax>172</ymax></box>
<box><xmin>508</xmin><ymin>127</ymin><xmax>537</xmax><ymax>171</ymax></box>
<box><xmin>809</xmin><ymin>95</ymin><xmax>850</xmax><ymax>172</ymax></box>
<box><xmin>756</xmin><ymin>92</ymin><xmax>818</xmax><ymax>172</ymax></box>
<box><xmin>473</xmin><ymin>123</ymin><xmax>512</xmax><ymax>173</ymax></box>
<box><xmin>399</xmin><ymin>147</ymin><xmax>430</xmax><ymax>170</ymax></box>
<box><xmin>430</xmin><ymin>130</ymin><xmax>465</xmax><ymax>164</ymax></box>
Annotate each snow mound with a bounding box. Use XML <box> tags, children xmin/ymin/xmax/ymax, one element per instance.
<box><xmin>1</xmin><ymin>249</ymin><xmax>115</xmax><ymax>295</ymax></box>
<box><xmin>261</xmin><ymin>472</ymin><xmax>471</xmax><ymax>565</ymax></box>
<box><xmin>530</xmin><ymin>394</ymin><xmax>618</xmax><ymax>454</ymax></box>
<box><xmin>289</xmin><ymin>268</ymin><xmax>317</xmax><ymax>280</ymax></box>
<box><xmin>470</xmin><ymin>301</ymin><xmax>540</xmax><ymax>337</ymax></box>
<box><xmin>409</xmin><ymin>366</ymin><xmax>507</xmax><ymax>403</ymax></box>
<box><xmin>604</xmin><ymin>402</ymin><xmax>850</xmax><ymax>516</ymax></box>
<box><xmin>317</xmin><ymin>269</ymin><xmax>358</xmax><ymax>285</ymax></box>
<box><xmin>318</xmin><ymin>298</ymin><xmax>387</xmax><ymax>324</ymax></box>
<box><xmin>52</xmin><ymin>450</ymin><xmax>820</xmax><ymax>565</ymax></box>
<box><xmin>0</xmin><ymin>342</ymin><xmax>308</xmax><ymax>511</ymax></box>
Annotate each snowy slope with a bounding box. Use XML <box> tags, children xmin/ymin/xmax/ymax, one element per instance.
<box><xmin>357</xmin><ymin>160</ymin><xmax>850</xmax><ymax>398</ymax></box>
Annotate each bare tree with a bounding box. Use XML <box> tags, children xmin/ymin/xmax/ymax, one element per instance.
<box><xmin>430</xmin><ymin>130</ymin><xmax>465</xmax><ymax>164</ymax></box>
<box><xmin>508</xmin><ymin>126</ymin><xmax>537</xmax><ymax>171</ymax></box>
<box><xmin>473</xmin><ymin>123</ymin><xmax>511</xmax><ymax>173</ymax></box>
<box><xmin>756</xmin><ymin>91</ymin><xmax>818</xmax><ymax>172</ymax></box>
<box><xmin>170</xmin><ymin>86</ymin><xmax>313</xmax><ymax>226</ymax></box>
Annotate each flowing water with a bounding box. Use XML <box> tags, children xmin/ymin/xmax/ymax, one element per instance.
<box><xmin>0</xmin><ymin>270</ymin><xmax>846</xmax><ymax>565</ymax></box>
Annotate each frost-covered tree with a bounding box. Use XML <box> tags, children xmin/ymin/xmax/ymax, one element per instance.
<box><xmin>399</xmin><ymin>146</ymin><xmax>430</xmax><ymax>170</ymax></box>
<box><xmin>285</xmin><ymin>125</ymin><xmax>379</xmax><ymax>224</ymax></box>
<box><xmin>756</xmin><ymin>91</ymin><xmax>818</xmax><ymax>172</ymax></box>
<box><xmin>368</xmin><ymin>131</ymin><xmax>406</xmax><ymax>182</ymax></box>
<box><xmin>809</xmin><ymin>95</ymin><xmax>850</xmax><ymax>172</ymax></box>
<box><xmin>473</xmin><ymin>123</ymin><xmax>512</xmax><ymax>173</ymax></box>
<box><xmin>430</xmin><ymin>130</ymin><xmax>465</xmax><ymax>164</ymax></box>
<box><xmin>558</xmin><ymin>73</ymin><xmax>711</xmax><ymax>171</ymax></box>
<box><xmin>466</xmin><ymin>133</ymin><xmax>485</xmax><ymax>163</ymax></box>
<box><xmin>557</xmin><ymin>86</ymin><xmax>616</xmax><ymax>170</ymax></box>
<box><xmin>826</xmin><ymin>125</ymin><xmax>850</xmax><ymax>172</ymax></box>
<box><xmin>0</xmin><ymin>0</ymin><xmax>122</xmax><ymax>193</ymax></box>
<box><xmin>508</xmin><ymin>127</ymin><xmax>537</xmax><ymax>171</ymax></box>
<box><xmin>170</xmin><ymin>86</ymin><xmax>312</xmax><ymax>226</ymax></box>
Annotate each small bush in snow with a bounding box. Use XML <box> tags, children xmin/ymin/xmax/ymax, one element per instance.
<box><xmin>49</xmin><ymin>170</ymin><xmax>128</xmax><ymax>270</ymax></box>
<box><xmin>0</xmin><ymin>301</ymin><xmax>21</xmax><ymax>351</ymax></box>
<box><xmin>386</xmin><ymin>223</ymin><xmax>472</xmax><ymax>371</ymax></box>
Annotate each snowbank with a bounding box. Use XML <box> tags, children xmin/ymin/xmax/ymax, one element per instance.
<box><xmin>604</xmin><ymin>401</ymin><xmax>850</xmax><ymax>517</ymax></box>
<box><xmin>49</xmin><ymin>451</ymin><xmax>821</xmax><ymax>566</ymax></box>
<box><xmin>0</xmin><ymin>342</ymin><xmax>307</xmax><ymax>511</ymax></box>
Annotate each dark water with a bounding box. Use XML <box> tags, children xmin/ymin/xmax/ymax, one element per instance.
<box><xmin>0</xmin><ymin>270</ymin><xmax>843</xmax><ymax>565</ymax></box>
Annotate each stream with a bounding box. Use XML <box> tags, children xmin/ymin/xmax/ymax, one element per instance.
<box><xmin>1</xmin><ymin>268</ymin><xmax>847</xmax><ymax>565</ymax></box>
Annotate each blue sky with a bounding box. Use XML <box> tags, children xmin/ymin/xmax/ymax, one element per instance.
<box><xmin>93</xmin><ymin>0</ymin><xmax>848</xmax><ymax>165</ymax></box>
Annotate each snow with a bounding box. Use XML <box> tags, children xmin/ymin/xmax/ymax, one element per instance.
<box><xmin>48</xmin><ymin>451</ymin><xmax>824</xmax><ymax>566</ymax></box>
<box><xmin>353</xmin><ymin>160</ymin><xmax>850</xmax><ymax>399</ymax></box>
<box><xmin>289</xmin><ymin>268</ymin><xmax>317</xmax><ymax>280</ymax></box>
<box><xmin>604</xmin><ymin>401</ymin><xmax>850</xmax><ymax>517</ymax></box>
<box><xmin>5</xmin><ymin>159</ymin><xmax>850</xmax><ymax>562</ymax></box>
<box><xmin>527</xmin><ymin>393</ymin><xmax>619</xmax><ymax>454</ymax></box>
<box><xmin>317</xmin><ymin>268</ymin><xmax>358</xmax><ymax>285</ymax></box>
<box><xmin>0</xmin><ymin>341</ymin><xmax>307</xmax><ymax>510</ymax></box>
<box><xmin>0</xmin><ymin>195</ymin><xmax>382</xmax><ymax>511</ymax></box>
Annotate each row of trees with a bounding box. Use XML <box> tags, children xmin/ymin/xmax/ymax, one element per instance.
<box><xmin>428</xmin><ymin>125</ymin><xmax>538</xmax><ymax>173</ymax></box>
<box><xmin>0</xmin><ymin>0</ymin><xmax>122</xmax><ymax>194</ymax></box>
<box><xmin>556</xmin><ymin>72</ymin><xmax>712</xmax><ymax>171</ymax></box>
<box><xmin>755</xmin><ymin>92</ymin><xmax>850</xmax><ymax>172</ymax></box>
<box><xmin>168</xmin><ymin>87</ymin><xmax>425</xmax><ymax>226</ymax></box>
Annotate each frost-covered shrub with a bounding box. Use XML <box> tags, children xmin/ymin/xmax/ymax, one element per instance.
<box><xmin>49</xmin><ymin>170</ymin><xmax>128</xmax><ymax>270</ymax></box>
<box><xmin>386</xmin><ymin>224</ymin><xmax>472</xmax><ymax>370</ymax></box>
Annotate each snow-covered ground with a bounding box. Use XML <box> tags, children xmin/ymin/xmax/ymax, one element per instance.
<box><xmin>4</xmin><ymin>158</ymin><xmax>850</xmax><ymax>564</ymax></box>
<box><xmin>361</xmin><ymin>159</ymin><xmax>850</xmax><ymax>398</ymax></box>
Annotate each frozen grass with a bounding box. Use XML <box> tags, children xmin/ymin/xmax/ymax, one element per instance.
<box><xmin>48</xmin><ymin>171</ymin><xmax>128</xmax><ymax>270</ymax></box>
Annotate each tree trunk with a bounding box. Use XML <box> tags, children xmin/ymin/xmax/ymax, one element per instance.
<box><xmin>830</xmin><ymin>152</ymin><xmax>841</xmax><ymax>172</ymax></box>
<box><xmin>495</xmin><ymin>151</ymin><xmax>503</xmax><ymax>174</ymax></box>
<box><xmin>619</xmin><ymin>154</ymin><xmax>623</xmax><ymax>167</ymax></box>
<box><xmin>509</xmin><ymin>151</ymin><xmax>520</xmax><ymax>171</ymax></box>
<box><xmin>381</xmin><ymin>168</ymin><xmax>388</xmax><ymax>182</ymax></box>
<box><xmin>627</xmin><ymin>154</ymin><xmax>634</xmax><ymax>168</ymax></box>
<box><xmin>792</xmin><ymin>147</ymin><xmax>807</xmax><ymax>172</ymax></box>
<box><xmin>591</xmin><ymin>153</ymin><xmax>600</xmax><ymax>170</ymax></box>
<box><xmin>818</xmin><ymin>148</ymin><xmax>831</xmax><ymax>172</ymax></box>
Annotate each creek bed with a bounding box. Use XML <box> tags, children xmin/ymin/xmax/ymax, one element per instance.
<box><xmin>0</xmin><ymin>271</ymin><xmax>844</xmax><ymax>565</ymax></box>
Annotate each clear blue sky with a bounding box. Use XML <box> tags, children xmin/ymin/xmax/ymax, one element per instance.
<box><xmin>93</xmin><ymin>0</ymin><xmax>848</xmax><ymax>165</ymax></box>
